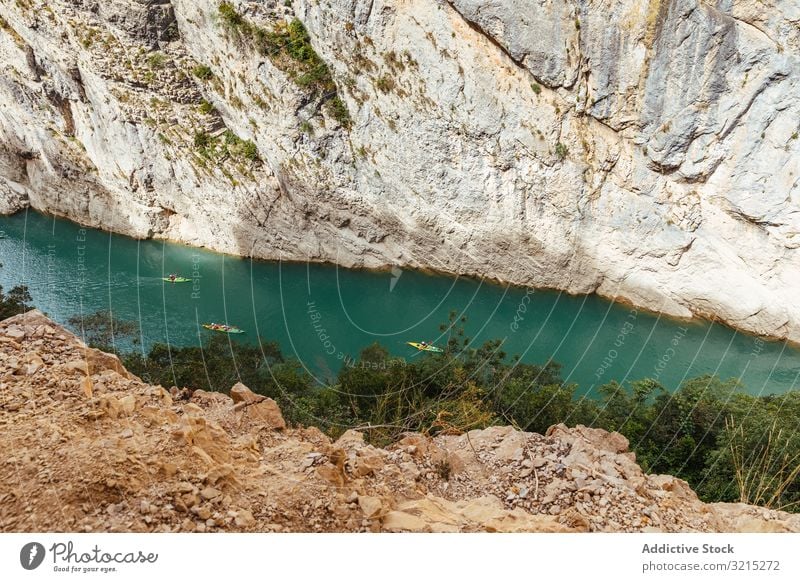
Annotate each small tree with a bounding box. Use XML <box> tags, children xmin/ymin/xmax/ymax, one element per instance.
<box><xmin>67</xmin><ymin>310</ymin><xmax>139</xmax><ymax>351</ymax></box>
<box><xmin>0</xmin><ymin>284</ymin><xmax>32</xmax><ymax>319</ymax></box>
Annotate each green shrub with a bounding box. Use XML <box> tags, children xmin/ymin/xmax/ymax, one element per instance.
<box><xmin>241</xmin><ymin>140</ymin><xmax>260</xmax><ymax>161</ymax></box>
<box><xmin>147</xmin><ymin>52</ymin><xmax>167</xmax><ymax>69</ymax></box>
<box><xmin>531</xmin><ymin>83</ymin><xmax>541</xmax><ymax>95</ymax></box>
<box><xmin>192</xmin><ymin>64</ymin><xmax>214</xmax><ymax>80</ymax></box>
<box><xmin>286</xmin><ymin>19</ymin><xmax>317</xmax><ymax>63</ymax></box>
<box><xmin>193</xmin><ymin>130</ymin><xmax>212</xmax><ymax>148</ymax></box>
<box><xmin>198</xmin><ymin>100</ymin><xmax>215</xmax><ymax>115</ymax></box>
<box><xmin>325</xmin><ymin>96</ymin><xmax>351</xmax><ymax>127</ymax></box>
<box><xmin>295</xmin><ymin>63</ymin><xmax>332</xmax><ymax>88</ymax></box>
<box><xmin>0</xmin><ymin>283</ymin><xmax>32</xmax><ymax>320</ymax></box>
<box><xmin>223</xmin><ymin>129</ymin><xmax>241</xmax><ymax>145</ymax></box>
<box><xmin>67</xmin><ymin>310</ymin><xmax>139</xmax><ymax>351</ymax></box>
<box><xmin>555</xmin><ymin>142</ymin><xmax>568</xmax><ymax>160</ymax></box>
<box><xmin>215</xmin><ymin>11</ymin><xmax>338</xmax><ymax>99</ymax></box>
<box><xmin>218</xmin><ymin>1</ymin><xmax>246</xmax><ymax>30</ymax></box>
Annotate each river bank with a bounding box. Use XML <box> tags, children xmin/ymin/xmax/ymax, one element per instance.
<box><xmin>1</xmin><ymin>209</ymin><xmax>798</xmax><ymax>397</ymax></box>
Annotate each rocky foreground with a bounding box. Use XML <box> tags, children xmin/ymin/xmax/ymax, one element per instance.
<box><xmin>1</xmin><ymin>310</ymin><xmax>798</xmax><ymax>533</ymax></box>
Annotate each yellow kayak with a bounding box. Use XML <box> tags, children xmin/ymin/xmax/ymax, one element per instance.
<box><xmin>407</xmin><ymin>342</ymin><xmax>443</xmax><ymax>353</ymax></box>
<box><xmin>203</xmin><ymin>323</ymin><xmax>245</xmax><ymax>334</ymax></box>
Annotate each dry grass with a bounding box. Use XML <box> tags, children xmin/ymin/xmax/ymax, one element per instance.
<box><xmin>728</xmin><ymin>417</ymin><xmax>800</xmax><ymax>511</ymax></box>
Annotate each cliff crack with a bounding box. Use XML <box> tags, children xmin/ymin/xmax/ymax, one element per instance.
<box><xmin>445</xmin><ymin>2</ymin><xmax>547</xmax><ymax>88</ymax></box>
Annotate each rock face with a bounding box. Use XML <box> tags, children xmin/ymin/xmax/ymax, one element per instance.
<box><xmin>0</xmin><ymin>1</ymin><xmax>798</xmax><ymax>342</ymax></box>
<box><xmin>2</xmin><ymin>310</ymin><xmax>798</xmax><ymax>533</ymax></box>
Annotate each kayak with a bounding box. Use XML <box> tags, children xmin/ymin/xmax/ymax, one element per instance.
<box><xmin>163</xmin><ymin>277</ymin><xmax>191</xmax><ymax>283</ymax></box>
<box><xmin>407</xmin><ymin>342</ymin><xmax>443</xmax><ymax>353</ymax></box>
<box><xmin>203</xmin><ymin>324</ymin><xmax>245</xmax><ymax>334</ymax></box>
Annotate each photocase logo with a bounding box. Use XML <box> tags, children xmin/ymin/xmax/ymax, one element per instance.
<box><xmin>20</xmin><ymin>542</ymin><xmax>46</xmax><ymax>570</ymax></box>
<box><xmin>389</xmin><ymin>266</ymin><xmax>403</xmax><ymax>292</ymax></box>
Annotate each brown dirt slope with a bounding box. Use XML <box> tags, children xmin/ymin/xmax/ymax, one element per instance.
<box><xmin>1</xmin><ymin>310</ymin><xmax>798</xmax><ymax>533</ymax></box>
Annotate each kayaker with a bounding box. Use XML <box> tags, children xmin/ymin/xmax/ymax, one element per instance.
<box><xmin>169</xmin><ymin>273</ymin><xmax>177</xmax><ymax>282</ymax></box>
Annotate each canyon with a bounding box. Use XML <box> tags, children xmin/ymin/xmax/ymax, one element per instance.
<box><xmin>0</xmin><ymin>0</ymin><xmax>798</xmax><ymax>343</ymax></box>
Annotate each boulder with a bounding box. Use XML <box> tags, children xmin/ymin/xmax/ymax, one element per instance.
<box><xmin>200</xmin><ymin>487</ymin><xmax>221</xmax><ymax>501</ymax></box>
<box><xmin>64</xmin><ymin>360</ymin><xmax>89</xmax><ymax>375</ymax></box>
<box><xmin>396</xmin><ymin>433</ymin><xmax>429</xmax><ymax>457</ymax></box>
<box><xmin>316</xmin><ymin>463</ymin><xmax>346</xmax><ymax>488</ymax></box>
<box><xmin>230</xmin><ymin>382</ymin><xmax>264</xmax><ymax>404</ymax></box>
<box><xmin>119</xmin><ymin>394</ymin><xmax>136</xmax><ymax>414</ymax></box>
<box><xmin>334</xmin><ymin>429</ymin><xmax>365</xmax><ymax>448</ymax></box>
<box><xmin>357</xmin><ymin>495</ymin><xmax>384</xmax><ymax>519</ymax></box>
<box><xmin>85</xmin><ymin>348</ymin><xmax>133</xmax><ymax>379</ymax></box>
<box><xmin>3</xmin><ymin>326</ymin><xmax>25</xmax><ymax>341</ymax></box>
<box><xmin>382</xmin><ymin>510</ymin><xmax>429</xmax><ymax>532</ymax></box>
<box><xmin>244</xmin><ymin>398</ymin><xmax>286</xmax><ymax>430</ymax></box>
<box><xmin>234</xmin><ymin>509</ymin><xmax>256</xmax><ymax>528</ymax></box>
<box><xmin>353</xmin><ymin>450</ymin><xmax>385</xmax><ymax>477</ymax></box>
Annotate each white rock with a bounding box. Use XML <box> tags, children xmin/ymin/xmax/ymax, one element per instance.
<box><xmin>0</xmin><ymin>0</ymin><xmax>797</xmax><ymax>343</ymax></box>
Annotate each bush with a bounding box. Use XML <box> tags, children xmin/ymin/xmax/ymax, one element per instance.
<box><xmin>218</xmin><ymin>1</ymin><xmax>246</xmax><ymax>30</ymax></box>
<box><xmin>325</xmin><ymin>96</ymin><xmax>351</xmax><ymax>127</ymax></box>
<box><xmin>555</xmin><ymin>142</ymin><xmax>568</xmax><ymax>160</ymax></box>
<box><xmin>0</xmin><ymin>283</ymin><xmax>32</xmax><ymax>320</ymax></box>
<box><xmin>198</xmin><ymin>100</ymin><xmax>215</xmax><ymax>115</ymax></box>
<box><xmin>223</xmin><ymin>129</ymin><xmax>240</xmax><ymax>145</ymax></box>
<box><xmin>147</xmin><ymin>52</ymin><xmax>167</xmax><ymax>69</ymax></box>
<box><xmin>193</xmin><ymin>130</ymin><xmax>212</xmax><ymax>148</ymax></box>
<box><xmin>215</xmin><ymin>10</ymin><xmax>339</xmax><ymax>100</ymax></box>
<box><xmin>192</xmin><ymin>65</ymin><xmax>214</xmax><ymax>80</ymax></box>
<box><xmin>124</xmin><ymin>334</ymin><xmax>283</xmax><ymax>388</ymax></box>
<box><xmin>702</xmin><ymin>393</ymin><xmax>800</xmax><ymax>509</ymax></box>
<box><xmin>241</xmin><ymin>140</ymin><xmax>260</xmax><ymax>162</ymax></box>
<box><xmin>285</xmin><ymin>19</ymin><xmax>317</xmax><ymax>64</ymax></box>
<box><xmin>67</xmin><ymin>310</ymin><xmax>139</xmax><ymax>352</ymax></box>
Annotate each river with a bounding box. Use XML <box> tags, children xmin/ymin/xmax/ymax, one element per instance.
<box><xmin>1</xmin><ymin>210</ymin><xmax>798</xmax><ymax>397</ymax></box>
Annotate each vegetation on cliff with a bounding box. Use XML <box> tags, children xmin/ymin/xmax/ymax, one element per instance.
<box><xmin>216</xmin><ymin>2</ymin><xmax>350</xmax><ymax>127</ymax></box>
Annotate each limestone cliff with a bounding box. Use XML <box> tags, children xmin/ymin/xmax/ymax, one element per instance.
<box><xmin>2</xmin><ymin>310</ymin><xmax>799</xmax><ymax>533</ymax></box>
<box><xmin>0</xmin><ymin>1</ymin><xmax>798</xmax><ymax>342</ymax></box>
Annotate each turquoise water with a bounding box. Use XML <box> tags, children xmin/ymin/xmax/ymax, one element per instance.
<box><xmin>1</xmin><ymin>210</ymin><xmax>798</xmax><ymax>397</ymax></box>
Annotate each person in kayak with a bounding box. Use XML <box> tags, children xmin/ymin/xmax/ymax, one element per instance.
<box><xmin>168</xmin><ymin>273</ymin><xmax>177</xmax><ymax>282</ymax></box>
